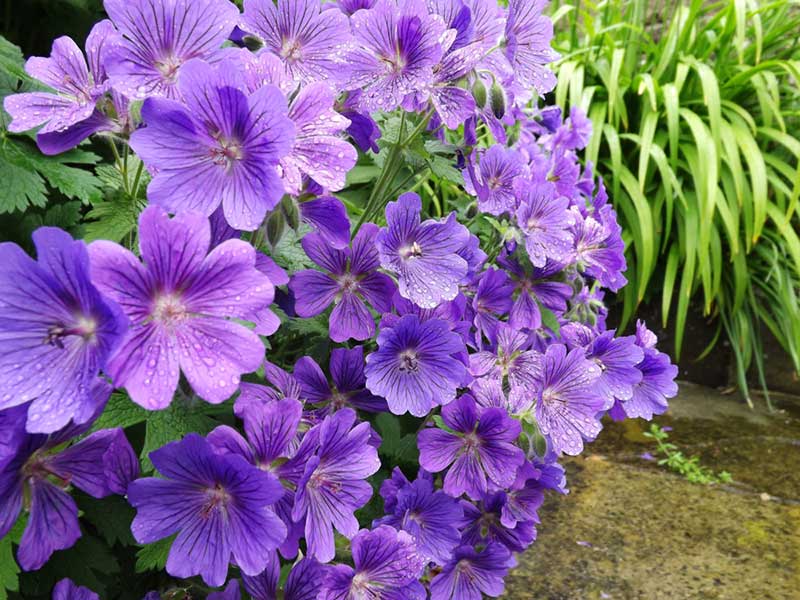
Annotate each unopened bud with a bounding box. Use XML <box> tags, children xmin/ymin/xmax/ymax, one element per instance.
<box><xmin>242</xmin><ymin>35</ymin><xmax>264</xmax><ymax>52</ymax></box>
<box><xmin>282</xmin><ymin>196</ymin><xmax>300</xmax><ymax>230</ymax></box>
<box><xmin>471</xmin><ymin>79</ymin><xmax>488</xmax><ymax>109</ymax></box>
<box><xmin>490</xmin><ymin>81</ymin><xmax>506</xmax><ymax>119</ymax></box>
<box><xmin>266</xmin><ymin>209</ymin><xmax>285</xmax><ymax>248</ymax></box>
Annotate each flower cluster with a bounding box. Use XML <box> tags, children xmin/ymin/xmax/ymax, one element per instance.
<box><xmin>0</xmin><ymin>0</ymin><xmax>678</xmax><ymax>598</ymax></box>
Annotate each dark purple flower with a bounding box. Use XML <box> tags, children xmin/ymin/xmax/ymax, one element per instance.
<box><xmin>128</xmin><ymin>434</ymin><xmax>286</xmax><ymax>587</ymax></box>
<box><xmin>0</xmin><ymin>228</ymin><xmax>126</xmax><ymax>433</ymax></box>
<box><xmin>207</xmin><ymin>580</ymin><xmax>240</xmax><ymax>600</ymax></box>
<box><xmin>340</xmin><ymin>91</ymin><xmax>382</xmax><ymax>153</ymax></box>
<box><xmin>461</xmin><ymin>491</ymin><xmax>536</xmax><ymax>552</ymax></box>
<box><xmin>611</xmin><ymin>321</ymin><xmax>677</xmax><ymax>420</ymax></box>
<box><xmin>243</xmin><ymin>0</ymin><xmax>353</xmax><ymax>85</ymax></box>
<box><xmin>337</xmin><ymin>0</ymin><xmax>378</xmax><ymax>15</ymax></box>
<box><xmin>290</xmin><ymin>224</ymin><xmax>395</xmax><ymax>342</ymax></box>
<box><xmin>52</xmin><ymin>578</ymin><xmax>99</xmax><ymax>600</ymax></box>
<box><xmin>515</xmin><ymin>181</ymin><xmax>574</xmax><ymax>268</ymax></box>
<box><xmin>292</xmin><ymin>408</ymin><xmax>381</xmax><ymax>563</ymax></box>
<box><xmin>103</xmin><ymin>0</ymin><xmax>239</xmax><ymax>99</ymax></box>
<box><xmin>88</xmin><ymin>206</ymin><xmax>274</xmax><ymax>409</ymax></box>
<box><xmin>464</xmin><ymin>145</ymin><xmax>524</xmax><ymax>215</ymax></box>
<box><xmin>376</xmin><ymin>193</ymin><xmax>470</xmax><ymax>309</ymax></box>
<box><xmin>418</xmin><ymin>395</ymin><xmax>524</xmax><ymax>499</ymax></box>
<box><xmin>429</xmin><ymin>543</ymin><xmax>512</xmax><ymax>600</ymax></box>
<box><xmin>0</xmin><ymin>382</ymin><xmax>138</xmax><ymax>571</ymax></box>
<box><xmin>533</xmin><ymin>343</ymin><xmax>605</xmax><ymax>456</ymax></box>
<box><xmin>281</xmin><ymin>83</ymin><xmax>357</xmax><ymax>194</ymax></box>
<box><xmin>554</xmin><ymin>106</ymin><xmax>592</xmax><ymax>150</ymax></box>
<box><xmin>320</xmin><ymin>525</ymin><xmax>425</xmax><ymax>599</ymax></box>
<box><xmin>347</xmin><ymin>0</ymin><xmax>447</xmax><ymax>111</ymax></box>
<box><xmin>505</xmin><ymin>0</ymin><xmax>558</xmax><ymax>95</ymax></box>
<box><xmin>243</xmin><ymin>556</ymin><xmax>329</xmax><ymax>600</ymax></box>
<box><xmin>130</xmin><ymin>59</ymin><xmax>295</xmax><ymax>230</ymax></box>
<box><xmin>471</xmin><ymin>267</ymin><xmax>514</xmax><ymax>349</ymax></box>
<box><xmin>298</xmin><ymin>196</ymin><xmax>351</xmax><ymax>249</ymax></box>
<box><xmin>375</xmin><ymin>469</ymin><xmax>463</xmax><ymax>565</ymax></box>
<box><xmin>3</xmin><ymin>21</ymin><xmax>116</xmax><ymax>154</ymax></box>
<box><xmin>501</xmin><ymin>461</ymin><xmax>546</xmax><ymax>528</ymax></box>
<box><xmin>365</xmin><ymin>314</ymin><xmax>468</xmax><ymax>417</ymax></box>
<box><xmin>295</xmin><ymin>346</ymin><xmax>388</xmax><ymax>414</ymax></box>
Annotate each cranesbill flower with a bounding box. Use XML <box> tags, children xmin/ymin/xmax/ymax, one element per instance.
<box><xmin>365</xmin><ymin>314</ymin><xmax>468</xmax><ymax>417</ymax></box>
<box><xmin>130</xmin><ymin>59</ymin><xmax>295</xmax><ymax>230</ymax></box>
<box><xmin>298</xmin><ymin>196</ymin><xmax>352</xmax><ymax>250</ymax></box>
<box><xmin>128</xmin><ymin>434</ymin><xmax>287</xmax><ymax>587</ymax></box>
<box><xmin>347</xmin><ymin>0</ymin><xmax>447</xmax><ymax>111</ymax></box>
<box><xmin>207</xmin><ymin>580</ymin><xmax>240</xmax><ymax>600</ymax></box>
<box><xmin>572</xmin><ymin>205</ymin><xmax>628</xmax><ymax>292</ymax></box>
<box><xmin>533</xmin><ymin>343</ymin><xmax>605</xmax><ymax>456</ymax></box>
<box><xmin>290</xmin><ymin>225</ymin><xmax>395</xmax><ymax>342</ymax></box>
<box><xmin>464</xmin><ymin>145</ymin><xmax>525</xmax><ymax>216</ymax></box>
<box><xmin>610</xmin><ymin>321</ymin><xmax>677</xmax><ymax>420</ymax></box>
<box><xmin>376</xmin><ymin>193</ymin><xmax>470</xmax><ymax>309</ymax></box>
<box><xmin>243</xmin><ymin>0</ymin><xmax>352</xmax><ymax>85</ymax></box>
<box><xmin>3</xmin><ymin>21</ymin><xmax>117</xmax><ymax>155</ymax></box>
<box><xmin>52</xmin><ymin>578</ymin><xmax>99</xmax><ymax>600</ymax></box>
<box><xmin>461</xmin><ymin>491</ymin><xmax>536</xmax><ymax>552</ymax></box>
<box><xmin>0</xmin><ymin>383</ymin><xmax>138</xmax><ymax>571</ymax></box>
<box><xmin>243</xmin><ymin>556</ymin><xmax>329</xmax><ymax>600</ymax></box>
<box><xmin>0</xmin><ymin>228</ymin><xmax>125</xmax><ymax>433</ymax></box>
<box><xmin>515</xmin><ymin>181</ymin><xmax>574</xmax><ymax>268</ymax></box>
<box><xmin>88</xmin><ymin>206</ymin><xmax>274</xmax><ymax>409</ymax></box>
<box><xmin>280</xmin><ymin>83</ymin><xmax>357</xmax><ymax>195</ymax></box>
<box><xmin>498</xmin><ymin>253</ymin><xmax>573</xmax><ymax>330</ymax></box>
<box><xmin>292</xmin><ymin>408</ymin><xmax>381</xmax><ymax>563</ymax></box>
<box><xmin>429</xmin><ymin>543</ymin><xmax>513</xmax><ymax>600</ymax></box>
<box><xmin>504</xmin><ymin>0</ymin><xmax>558</xmax><ymax>96</ymax></box>
<box><xmin>320</xmin><ymin>525</ymin><xmax>425</xmax><ymax>599</ymax></box>
<box><xmin>584</xmin><ymin>330</ymin><xmax>644</xmax><ymax>405</ymax></box>
<box><xmin>418</xmin><ymin>395</ymin><xmax>524</xmax><ymax>499</ymax></box>
<box><xmin>500</xmin><ymin>461</ymin><xmax>546</xmax><ymax>528</ymax></box>
<box><xmin>375</xmin><ymin>469</ymin><xmax>463</xmax><ymax>565</ymax></box>
<box><xmin>471</xmin><ymin>267</ymin><xmax>514</xmax><ymax>349</ymax></box>
<box><xmin>103</xmin><ymin>0</ymin><xmax>239</xmax><ymax>99</ymax></box>
<box><xmin>294</xmin><ymin>346</ymin><xmax>388</xmax><ymax>414</ymax></box>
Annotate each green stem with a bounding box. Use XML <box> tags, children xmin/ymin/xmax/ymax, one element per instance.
<box><xmin>130</xmin><ymin>161</ymin><xmax>145</xmax><ymax>200</ymax></box>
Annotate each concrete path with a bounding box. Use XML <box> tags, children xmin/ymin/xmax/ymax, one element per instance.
<box><xmin>505</xmin><ymin>383</ymin><xmax>800</xmax><ymax>599</ymax></box>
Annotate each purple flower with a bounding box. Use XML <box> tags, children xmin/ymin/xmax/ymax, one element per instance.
<box><xmin>376</xmin><ymin>193</ymin><xmax>470</xmax><ymax>309</ymax></box>
<box><xmin>337</xmin><ymin>0</ymin><xmax>378</xmax><ymax>15</ymax></box>
<box><xmin>533</xmin><ymin>343</ymin><xmax>605</xmax><ymax>456</ymax></box>
<box><xmin>128</xmin><ymin>434</ymin><xmax>286</xmax><ymax>587</ymax></box>
<box><xmin>470</xmin><ymin>324</ymin><xmax>540</xmax><ymax>413</ymax></box>
<box><xmin>347</xmin><ymin>0</ymin><xmax>447</xmax><ymax>111</ymax></box>
<box><xmin>320</xmin><ymin>525</ymin><xmax>425</xmax><ymax>600</ymax></box>
<box><xmin>505</xmin><ymin>0</ymin><xmax>558</xmax><ymax>95</ymax></box>
<box><xmin>103</xmin><ymin>0</ymin><xmax>239</xmax><ymax>99</ymax></box>
<box><xmin>207</xmin><ymin>580</ymin><xmax>240</xmax><ymax>600</ymax></box>
<box><xmin>52</xmin><ymin>579</ymin><xmax>99</xmax><ymax>600</ymax></box>
<box><xmin>515</xmin><ymin>181</ymin><xmax>574</xmax><ymax>267</ymax></box>
<box><xmin>280</xmin><ymin>83</ymin><xmax>357</xmax><ymax>194</ymax></box>
<box><xmin>365</xmin><ymin>314</ymin><xmax>468</xmax><ymax>417</ymax></box>
<box><xmin>243</xmin><ymin>0</ymin><xmax>353</xmax><ymax>85</ymax></box>
<box><xmin>464</xmin><ymin>145</ymin><xmax>524</xmax><ymax>215</ymax></box>
<box><xmin>0</xmin><ymin>383</ymin><xmax>138</xmax><ymax>571</ymax></box>
<box><xmin>429</xmin><ymin>543</ymin><xmax>512</xmax><ymax>600</ymax></box>
<box><xmin>294</xmin><ymin>346</ymin><xmax>388</xmax><ymax>414</ymax></box>
<box><xmin>298</xmin><ymin>196</ymin><xmax>352</xmax><ymax>250</ymax></box>
<box><xmin>3</xmin><ymin>21</ymin><xmax>117</xmax><ymax>155</ymax></box>
<box><xmin>292</xmin><ymin>408</ymin><xmax>381</xmax><ymax>563</ymax></box>
<box><xmin>289</xmin><ymin>224</ymin><xmax>395</xmax><ymax>342</ymax></box>
<box><xmin>375</xmin><ymin>469</ymin><xmax>463</xmax><ymax>564</ymax></box>
<box><xmin>243</xmin><ymin>556</ymin><xmax>329</xmax><ymax>600</ymax></box>
<box><xmin>418</xmin><ymin>395</ymin><xmax>524</xmax><ymax>499</ymax></box>
<box><xmin>585</xmin><ymin>330</ymin><xmax>644</xmax><ymax>405</ymax></box>
<box><xmin>88</xmin><ymin>206</ymin><xmax>274</xmax><ymax>409</ymax></box>
<box><xmin>130</xmin><ymin>59</ymin><xmax>295</xmax><ymax>230</ymax></box>
<box><xmin>471</xmin><ymin>267</ymin><xmax>514</xmax><ymax>348</ymax></box>
<box><xmin>611</xmin><ymin>321</ymin><xmax>677</xmax><ymax>420</ymax></box>
<box><xmin>554</xmin><ymin>106</ymin><xmax>592</xmax><ymax>150</ymax></box>
<box><xmin>572</xmin><ymin>205</ymin><xmax>628</xmax><ymax>291</ymax></box>
<box><xmin>501</xmin><ymin>461</ymin><xmax>546</xmax><ymax>528</ymax></box>
<box><xmin>461</xmin><ymin>491</ymin><xmax>536</xmax><ymax>553</ymax></box>
<box><xmin>0</xmin><ymin>228</ymin><xmax>126</xmax><ymax>433</ymax></box>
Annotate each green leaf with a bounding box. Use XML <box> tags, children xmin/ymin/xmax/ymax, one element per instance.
<box><xmin>91</xmin><ymin>392</ymin><xmax>149</xmax><ymax>431</ymax></box>
<box><xmin>431</xmin><ymin>414</ymin><xmax>457</xmax><ymax>435</ymax></box>
<box><xmin>428</xmin><ymin>155</ymin><xmax>463</xmax><ymax>185</ymax></box>
<box><xmin>538</xmin><ymin>301</ymin><xmax>561</xmax><ymax>335</ymax></box>
<box><xmin>374</xmin><ymin>413</ymin><xmax>419</xmax><ymax>464</ymax></box>
<box><xmin>78</xmin><ymin>494</ymin><xmax>136</xmax><ymax>547</ymax></box>
<box><xmin>270</xmin><ymin>224</ymin><xmax>314</xmax><ymax>273</ymax></box>
<box><xmin>141</xmin><ymin>402</ymin><xmax>217</xmax><ymax>471</ymax></box>
<box><xmin>135</xmin><ymin>535</ymin><xmax>175</xmax><ymax>573</ymax></box>
<box><xmin>0</xmin><ymin>536</ymin><xmax>19</xmax><ymax>600</ymax></box>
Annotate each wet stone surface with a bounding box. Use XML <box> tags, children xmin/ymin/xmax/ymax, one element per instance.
<box><xmin>505</xmin><ymin>383</ymin><xmax>800</xmax><ymax>599</ymax></box>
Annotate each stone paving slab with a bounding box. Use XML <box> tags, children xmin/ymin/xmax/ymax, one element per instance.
<box><xmin>504</xmin><ymin>383</ymin><xmax>800</xmax><ymax>599</ymax></box>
